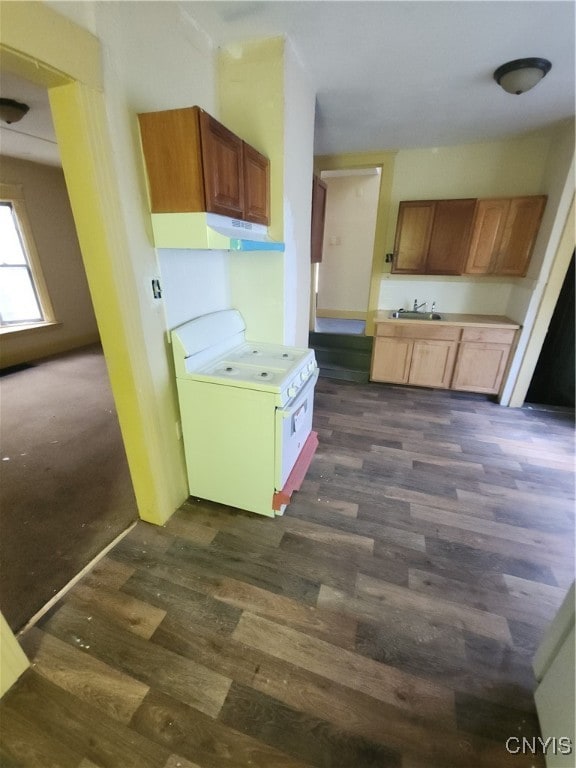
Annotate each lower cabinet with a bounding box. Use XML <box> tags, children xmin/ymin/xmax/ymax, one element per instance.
<box><xmin>372</xmin><ymin>325</ymin><xmax>459</xmax><ymax>389</ymax></box>
<box><xmin>451</xmin><ymin>327</ymin><xmax>517</xmax><ymax>394</ymax></box>
<box><xmin>371</xmin><ymin>323</ymin><xmax>517</xmax><ymax>395</ymax></box>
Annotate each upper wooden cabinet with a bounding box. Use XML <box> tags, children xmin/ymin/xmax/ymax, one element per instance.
<box><xmin>243</xmin><ymin>143</ymin><xmax>270</xmax><ymax>224</ymax></box>
<box><xmin>392</xmin><ymin>195</ymin><xmax>546</xmax><ymax>277</ymax></box>
<box><xmin>391</xmin><ymin>201</ymin><xmax>434</xmax><ymax>273</ymax></box>
<box><xmin>138</xmin><ymin>106</ymin><xmax>270</xmax><ymax>225</ymax></box>
<box><xmin>392</xmin><ymin>199</ymin><xmax>475</xmax><ymax>275</ymax></box>
<box><xmin>493</xmin><ymin>196</ymin><xmax>546</xmax><ymax>276</ymax></box>
<box><xmin>464</xmin><ymin>196</ymin><xmax>546</xmax><ymax>276</ymax></box>
<box><xmin>310</xmin><ymin>175</ymin><xmax>327</xmax><ymax>263</ymax></box>
<box><xmin>426</xmin><ymin>199</ymin><xmax>476</xmax><ymax>274</ymax></box>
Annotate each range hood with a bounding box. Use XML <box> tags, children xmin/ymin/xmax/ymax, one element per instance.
<box><xmin>151</xmin><ymin>212</ymin><xmax>285</xmax><ymax>252</ymax></box>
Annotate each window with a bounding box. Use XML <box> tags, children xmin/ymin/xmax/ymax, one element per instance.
<box><xmin>0</xmin><ymin>184</ymin><xmax>54</xmax><ymax>329</ymax></box>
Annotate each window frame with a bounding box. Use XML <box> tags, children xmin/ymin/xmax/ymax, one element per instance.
<box><xmin>0</xmin><ymin>182</ymin><xmax>56</xmax><ymax>332</ymax></box>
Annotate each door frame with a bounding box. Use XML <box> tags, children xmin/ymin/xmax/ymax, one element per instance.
<box><xmin>1</xmin><ymin>1</ymin><xmax>183</xmax><ymax>694</ymax></box>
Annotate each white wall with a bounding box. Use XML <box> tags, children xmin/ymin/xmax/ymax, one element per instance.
<box><xmin>282</xmin><ymin>40</ymin><xmax>316</xmax><ymax>346</ymax></box>
<box><xmin>158</xmin><ymin>249</ymin><xmax>230</xmax><ymax>331</ymax></box>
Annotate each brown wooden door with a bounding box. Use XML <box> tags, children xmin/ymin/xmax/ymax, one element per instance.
<box><xmin>243</xmin><ymin>143</ymin><xmax>269</xmax><ymax>225</ymax></box>
<box><xmin>464</xmin><ymin>198</ymin><xmax>510</xmax><ymax>275</ymax></box>
<box><xmin>311</xmin><ymin>176</ymin><xmax>327</xmax><ymax>263</ymax></box>
<box><xmin>391</xmin><ymin>201</ymin><xmax>435</xmax><ymax>273</ymax></box>
<box><xmin>199</xmin><ymin>109</ymin><xmax>244</xmax><ymax>219</ymax></box>
<box><xmin>426</xmin><ymin>199</ymin><xmax>476</xmax><ymax>274</ymax></box>
<box><xmin>494</xmin><ymin>196</ymin><xmax>547</xmax><ymax>276</ymax></box>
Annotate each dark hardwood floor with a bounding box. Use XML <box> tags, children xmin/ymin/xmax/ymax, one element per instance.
<box><xmin>1</xmin><ymin>379</ymin><xmax>574</xmax><ymax>768</ymax></box>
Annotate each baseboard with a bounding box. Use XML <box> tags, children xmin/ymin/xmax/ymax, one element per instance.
<box><xmin>316</xmin><ymin>309</ymin><xmax>367</xmax><ymax>320</ymax></box>
<box><xmin>16</xmin><ymin>520</ymin><xmax>137</xmax><ymax>637</ymax></box>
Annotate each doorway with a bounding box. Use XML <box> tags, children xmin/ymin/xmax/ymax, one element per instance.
<box><xmin>525</xmin><ymin>252</ymin><xmax>575</xmax><ymax>408</ymax></box>
<box><xmin>0</xmin><ymin>75</ymin><xmax>138</xmax><ymax>632</ymax></box>
<box><xmin>315</xmin><ymin>168</ymin><xmax>380</xmax><ymax>332</ymax></box>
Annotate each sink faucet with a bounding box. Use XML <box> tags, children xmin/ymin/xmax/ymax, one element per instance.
<box><xmin>413</xmin><ymin>299</ymin><xmax>427</xmax><ymax>312</ymax></box>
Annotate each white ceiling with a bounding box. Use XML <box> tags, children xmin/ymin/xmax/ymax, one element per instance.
<box><xmin>1</xmin><ymin>1</ymin><xmax>574</xmax><ymax>166</ymax></box>
<box><xmin>183</xmin><ymin>0</ymin><xmax>575</xmax><ymax>154</ymax></box>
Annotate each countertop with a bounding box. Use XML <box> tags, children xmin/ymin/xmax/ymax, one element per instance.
<box><xmin>374</xmin><ymin>311</ymin><xmax>521</xmax><ymax>329</ymax></box>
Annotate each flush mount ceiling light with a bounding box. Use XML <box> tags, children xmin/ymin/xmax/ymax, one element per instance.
<box><xmin>494</xmin><ymin>58</ymin><xmax>552</xmax><ymax>95</ymax></box>
<box><xmin>0</xmin><ymin>98</ymin><xmax>30</xmax><ymax>124</ymax></box>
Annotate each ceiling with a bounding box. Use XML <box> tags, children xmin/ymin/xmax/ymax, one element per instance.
<box><xmin>1</xmin><ymin>1</ymin><xmax>574</xmax><ymax>166</ymax></box>
<box><xmin>0</xmin><ymin>73</ymin><xmax>60</xmax><ymax>166</ymax></box>
<box><xmin>184</xmin><ymin>0</ymin><xmax>575</xmax><ymax>154</ymax></box>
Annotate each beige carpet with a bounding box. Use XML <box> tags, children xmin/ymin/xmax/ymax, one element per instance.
<box><xmin>0</xmin><ymin>345</ymin><xmax>138</xmax><ymax>632</ymax></box>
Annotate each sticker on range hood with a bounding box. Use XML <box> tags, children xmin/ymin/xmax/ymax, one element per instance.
<box><xmin>151</xmin><ymin>212</ymin><xmax>285</xmax><ymax>252</ymax></box>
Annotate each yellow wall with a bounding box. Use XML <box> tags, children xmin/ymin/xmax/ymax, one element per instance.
<box><xmin>219</xmin><ymin>39</ymin><xmax>286</xmax><ymax>344</ymax></box>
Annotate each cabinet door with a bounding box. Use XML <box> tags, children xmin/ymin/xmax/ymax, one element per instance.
<box><xmin>138</xmin><ymin>107</ymin><xmax>205</xmax><ymax>213</ymax></box>
<box><xmin>464</xmin><ymin>198</ymin><xmax>510</xmax><ymax>275</ymax></box>
<box><xmin>199</xmin><ymin>110</ymin><xmax>244</xmax><ymax>219</ymax></box>
<box><xmin>408</xmin><ymin>340</ymin><xmax>457</xmax><ymax>388</ymax></box>
<box><xmin>392</xmin><ymin>201</ymin><xmax>435</xmax><ymax>273</ymax></box>
<box><xmin>494</xmin><ymin>196</ymin><xmax>547</xmax><ymax>276</ymax></box>
<box><xmin>243</xmin><ymin>143</ymin><xmax>270</xmax><ymax>225</ymax></box>
<box><xmin>371</xmin><ymin>338</ymin><xmax>413</xmax><ymax>383</ymax></box>
<box><xmin>311</xmin><ymin>176</ymin><xmax>327</xmax><ymax>263</ymax></box>
<box><xmin>451</xmin><ymin>342</ymin><xmax>512</xmax><ymax>394</ymax></box>
<box><xmin>426</xmin><ymin>199</ymin><xmax>476</xmax><ymax>275</ymax></box>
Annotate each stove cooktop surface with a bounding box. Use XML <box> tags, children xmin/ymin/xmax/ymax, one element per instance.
<box><xmin>185</xmin><ymin>341</ymin><xmax>316</xmax><ymax>395</ymax></box>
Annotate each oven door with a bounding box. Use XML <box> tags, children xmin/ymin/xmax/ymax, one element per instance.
<box><xmin>274</xmin><ymin>369</ymin><xmax>318</xmax><ymax>490</ymax></box>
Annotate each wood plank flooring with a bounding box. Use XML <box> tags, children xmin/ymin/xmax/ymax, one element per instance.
<box><xmin>1</xmin><ymin>380</ymin><xmax>574</xmax><ymax>768</ymax></box>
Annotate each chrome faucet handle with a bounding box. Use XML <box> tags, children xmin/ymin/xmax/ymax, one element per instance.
<box><xmin>431</xmin><ymin>301</ymin><xmax>436</xmax><ymax>312</ymax></box>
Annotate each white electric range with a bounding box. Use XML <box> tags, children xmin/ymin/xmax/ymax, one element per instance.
<box><xmin>171</xmin><ymin>309</ymin><xmax>319</xmax><ymax>517</ymax></box>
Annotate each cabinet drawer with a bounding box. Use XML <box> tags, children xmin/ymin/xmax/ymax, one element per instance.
<box><xmin>376</xmin><ymin>323</ymin><xmax>460</xmax><ymax>341</ymax></box>
<box><xmin>461</xmin><ymin>327</ymin><xmax>516</xmax><ymax>344</ymax></box>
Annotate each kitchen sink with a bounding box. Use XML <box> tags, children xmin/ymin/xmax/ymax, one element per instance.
<box><xmin>390</xmin><ymin>311</ymin><xmax>443</xmax><ymax>320</ymax></box>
